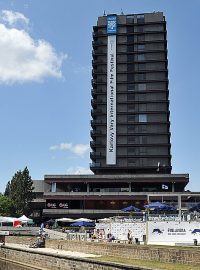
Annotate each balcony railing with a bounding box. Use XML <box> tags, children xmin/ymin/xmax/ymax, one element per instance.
<box><xmin>90</xmin><ymin>151</ymin><xmax>101</xmax><ymax>159</ymax></box>
<box><xmin>90</xmin><ymin>162</ymin><xmax>101</xmax><ymax>168</ymax></box>
<box><xmin>90</xmin><ymin>130</ymin><xmax>102</xmax><ymax>137</ymax></box>
<box><xmin>91</xmin><ymin>109</ymin><xmax>103</xmax><ymax>116</ymax></box>
<box><xmin>90</xmin><ymin>120</ymin><xmax>105</xmax><ymax>126</ymax></box>
<box><xmin>43</xmin><ymin>209</ymin><xmax>122</xmax><ymax>215</ymax></box>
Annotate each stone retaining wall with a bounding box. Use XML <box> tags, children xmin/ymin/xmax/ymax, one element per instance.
<box><xmin>46</xmin><ymin>239</ymin><xmax>200</xmax><ymax>265</ymax></box>
<box><xmin>0</xmin><ymin>245</ymin><xmax>142</xmax><ymax>270</ymax></box>
<box><xmin>6</xmin><ymin>236</ymin><xmax>200</xmax><ymax>265</ymax></box>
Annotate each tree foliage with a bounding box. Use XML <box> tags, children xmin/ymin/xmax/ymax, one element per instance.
<box><xmin>0</xmin><ymin>195</ymin><xmax>15</xmax><ymax>216</ymax></box>
<box><xmin>4</xmin><ymin>167</ymin><xmax>35</xmax><ymax>216</ymax></box>
<box><xmin>4</xmin><ymin>181</ymin><xmax>11</xmax><ymax>197</ymax></box>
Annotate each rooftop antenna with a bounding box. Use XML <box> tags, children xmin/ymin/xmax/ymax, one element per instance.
<box><xmin>121</xmin><ymin>8</ymin><xmax>124</xmax><ymax>15</ymax></box>
<box><xmin>103</xmin><ymin>10</ymin><xmax>106</xmax><ymax>16</ymax></box>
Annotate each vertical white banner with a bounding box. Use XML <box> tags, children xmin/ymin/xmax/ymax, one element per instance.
<box><xmin>106</xmin><ymin>35</ymin><xmax>116</xmax><ymax>165</ymax></box>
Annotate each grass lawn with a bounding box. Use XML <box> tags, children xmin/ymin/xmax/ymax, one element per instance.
<box><xmin>95</xmin><ymin>255</ymin><xmax>200</xmax><ymax>270</ymax></box>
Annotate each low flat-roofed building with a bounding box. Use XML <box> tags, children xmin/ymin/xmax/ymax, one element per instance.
<box><xmin>29</xmin><ymin>173</ymin><xmax>195</xmax><ymax>220</ymax></box>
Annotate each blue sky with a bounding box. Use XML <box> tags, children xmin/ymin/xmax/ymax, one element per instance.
<box><xmin>0</xmin><ymin>0</ymin><xmax>199</xmax><ymax>192</ymax></box>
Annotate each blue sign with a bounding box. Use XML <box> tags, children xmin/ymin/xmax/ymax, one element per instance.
<box><xmin>107</xmin><ymin>15</ymin><xmax>117</xmax><ymax>34</ymax></box>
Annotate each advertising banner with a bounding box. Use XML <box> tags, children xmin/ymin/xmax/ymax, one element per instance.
<box><xmin>46</xmin><ymin>201</ymin><xmax>69</xmax><ymax>209</ymax></box>
<box><xmin>106</xmin><ymin>34</ymin><xmax>116</xmax><ymax>165</ymax></box>
<box><xmin>148</xmin><ymin>221</ymin><xmax>200</xmax><ymax>244</ymax></box>
<box><xmin>107</xmin><ymin>15</ymin><xmax>117</xmax><ymax>34</ymax></box>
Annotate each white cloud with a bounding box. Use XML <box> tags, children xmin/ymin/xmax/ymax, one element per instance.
<box><xmin>49</xmin><ymin>143</ymin><xmax>72</xmax><ymax>151</ymax></box>
<box><xmin>70</xmin><ymin>144</ymin><xmax>90</xmax><ymax>156</ymax></box>
<box><xmin>49</xmin><ymin>143</ymin><xmax>90</xmax><ymax>156</ymax></box>
<box><xmin>1</xmin><ymin>10</ymin><xmax>29</xmax><ymax>26</ymax></box>
<box><xmin>66</xmin><ymin>166</ymin><xmax>93</xmax><ymax>175</ymax></box>
<box><xmin>0</xmin><ymin>10</ymin><xmax>66</xmax><ymax>84</ymax></box>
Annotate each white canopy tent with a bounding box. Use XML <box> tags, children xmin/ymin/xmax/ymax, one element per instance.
<box><xmin>73</xmin><ymin>218</ymin><xmax>93</xmax><ymax>222</ymax></box>
<box><xmin>0</xmin><ymin>216</ymin><xmax>17</xmax><ymax>223</ymax></box>
<box><xmin>18</xmin><ymin>215</ymin><xmax>33</xmax><ymax>223</ymax></box>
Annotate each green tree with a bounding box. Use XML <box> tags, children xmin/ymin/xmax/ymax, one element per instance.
<box><xmin>6</xmin><ymin>167</ymin><xmax>35</xmax><ymax>216</ymax></box>
<box><xmin>0</xmin><ymin>195</ymin><xmax>15</xmax><ymax>216</ymax></box>
<box><xmin>4</xmin><ymin>181</ymin><xmax>11</xmax><ymax>197</ymax></box>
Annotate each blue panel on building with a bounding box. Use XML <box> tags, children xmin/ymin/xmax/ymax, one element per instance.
<box><xmin>107</xmin><ymin>15</ymin><xmax>117</xmax><ymax>34</ymax></box>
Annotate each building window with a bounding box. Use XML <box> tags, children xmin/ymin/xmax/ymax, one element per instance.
<box><xmin>127</xmin><ymin>74</ymin><xmax>134</xmax><ymax>82</ymax></box>
<box><xmin>138</xmin><ymin>54</ymin><xmax>145</xmax><ymax>61</ymax></box>
<box><xmin>139</xmin><ymin>93</ymin><xmax>146</xmax><ymax>101</ymax></box>
<box><xmin>128</xmin><ymin>115</ymin><xmax>135</xmax><ymax>122</ymax></box>
<box><xmin>139</xmin><ymin>114</ymin><xmax>147</xmax><ymax>122</ymax></box>
<box><xmin>138</xmin><ymin>83</ymin><xmax>146</xmax><ymax>91</ymax></box>
<box><xmin>126</xmin><ymin>15</ymin><xmax>134</xmax><ymax>23</ymax></box>
<box><xmin>138</xmin><ymin>64</ymin><xmax>146</xmax><ymax>71</ymax></box>
<box><xmin>128</xmin><ymin>158</ymin><xmax>138</xmax><ymax>165</ymax></box>
<box><xmin>127</xmin><ymin>84</ymin><xmax>135</xmax><ymax>91</ymax></box>
<box><xmin>128</xmin><ymin>147</ymin><xmax>137</xmax><ymax>154</ymax></box>
<box><xmin>139</xmin><ymin>136</ymin><xmax>147</xmax><ymax>144</ymax></box>
<box><xmin>127</xmin><ymin>125</ymin><xmax>136</xmax><ymax>133</ymax></box>
<box><xmin>137</xmin><ymin>14</ymin><xmax>145</xmax><ymax>23</ymax></box>
<box><xmin>127</xmin><ymin>94</ymin><xmax>135</xmax><ymax>101</ymax></box>
<box><xmin>127</xmin><ymin>26</ymin><xmax>134</xmax><ymax>33</ymax></box>
<box><xmin>127</xmin><ymin>35</ymin><xmax>134</xmax><ymax>43</ymax></box>
<box><xmin>128</xmin><ymin>136</ymin><xmax>136</xmax><ymax>143</ymax></box>
<box><xmin>128</xmin><ymin>104</ymin><xmax>136</xmax><ymax>112</ymax></box>
<box><xmin>127</xmin><ymin>45</ymin><xmax>134</xmax><ymax>52</ymax></box>
<box><xmin>136</xmin><ymin>26</ymin><xmax>144</xmax><ymax>32</ymax></box>
<box><xmin>127</xmin><ymin>55</ymin><xmax>135</xmax><ymax>62</ymax></box>
<box><xmin>138</xmin><ymin>73</ymin><xmax>146</xmax><ymax>80</ymax></box>
<box><xmin>127</xmin><ymin>64</ymin><xmax>134</xmax><ymax>72</ymax></box>
<box><xmin>139</xmin><ymin>103</ymin><xmax>147</xmax><ymax>112</ymax></box>
<box><xmin>138</xmin><ymin>44</ymin><xmax>145</xmax><ymax>51</ymax></box>
<box><xmin>137</xmin><ymin>35</ymin><xmax>145</xmax><ymax>42</ymax></box>
<box><xmin>139</xmin><ymin>125</ymin><xmax>147</xmax><ymax>132</ymax></box>
<box><xmin>140</xmin><ymin>147</ymin><xmax>146</xmax><ymax>155</ymax></box>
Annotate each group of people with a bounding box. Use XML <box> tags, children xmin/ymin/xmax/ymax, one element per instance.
<box><xmin>91</xmin><ymin>228</ymin><xmax>139</xmax><ymax>243</ymax></box>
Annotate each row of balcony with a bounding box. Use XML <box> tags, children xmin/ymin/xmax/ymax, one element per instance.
<box><xmin>92</xmin><ymin>30</ymin><xmax>167</xmax><ymax>38</ymax></box>
<box><xmin>92</xmin><ymin>79</ymin><xmax>168</xmax><ymax>86</ymax></box>
<box><xmin>93</xmin><ymin>21</ymin><xmax>165</xmax><ymax>31</ymax></box>
<box><xmin>44</xmin><ymin>189</ymin><xmax>180</xmax><ymax>197</ymax></box>
<box><xmin>92</xmin><ymin>59</ymin><xmax>167</xmax><ymax>66</ymax></box>
<box><xmin>90</xmin><ymin>159</ymin><xmax>171</xmax><ymax>164</ymax></box>
<box><xmin>90</xmin><ymin>141</ymin><xmax>171</xmax><ymax>147</ymax></box>
<box><xmin>92</xmin><ymin>69</ymin><xmax>168</xmax><ymax>76</ymax></box>
<box><xmin>90</xmin><ymin>152</ymin><xmax>171</xmax><ymax>159</ymax></box>
<box><xmin>92</xmin><ymin>39</ymin><xmax>167</xmax><ymax>47</ymax></box>
<box><xmin>91</xmin><ymin>89</ymin><xmax>169</xmax><ymax>97</ymax></box>
<box><xmin>91</xmin><ymin>109</ymin><xmax>169</xmax><ymax>117</ymax></box>
<box><xmin>92</xmin><ymin>49</ymin><xmax>167</xmax><ymax>56</ymax></box>
<box><xmin>90</xmin><ymin>130</ymin><xmax>171</xmax><ymax>137</ymax></box>
<box><xmin>90</xmin><ymin>119</ymin><xmax>170</xmax><ymax>127</ymax></box>
<box><xmin>91</xmin><ymin>100</ymin><xmax>169</xmax><ymax>107</ymax></box>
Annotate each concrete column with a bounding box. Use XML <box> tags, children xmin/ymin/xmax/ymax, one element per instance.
<box><xmin>87</xmin><ymin>183</ymin><xmax>89</xmax><ymax>193</ymax></box>
<box><xmin>129</xmin><ymin>183</ymin><xmax>131</xmax><ymax>192</ymax></box>
<box><xmin>51</xmin><ymin>182</ymin><xmax>56</xmax><ymax>192</ymax></box>
<box><xmin>172</xmin><ymin>182</ymin><xmax>175</xmax><ymax>193</ymax></box>
<box><xmin>178</xmin><ymin>195</ymin><xmax>182</xmax><ymax>217</ymax></box>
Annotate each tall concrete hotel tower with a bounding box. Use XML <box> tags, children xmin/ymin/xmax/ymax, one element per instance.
<box><xmin>40</xmin><ymin>12</ymin><xmax>189</xmax><ymax>220</ymax></box>
<box><xmin>91</xmin><ymin>12</ymin><xmax>171</xmax><ymax>175</ymax></box>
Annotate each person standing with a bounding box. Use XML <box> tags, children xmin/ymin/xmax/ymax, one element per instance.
<box><xmin>127</xmin><ymin>229</ymin><xmax>133</xmax><ymax>244</ymax></box>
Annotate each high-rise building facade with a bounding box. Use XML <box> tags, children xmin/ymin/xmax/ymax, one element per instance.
<box><xmin>91</xmin><ymin>12</ymin><xmax>171</xmax><ymax>175</ymax></box>
<box><xmin>31</xmin><ymin>12</ymin><xmax>191</xmax><ymax>220</ymax></box>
